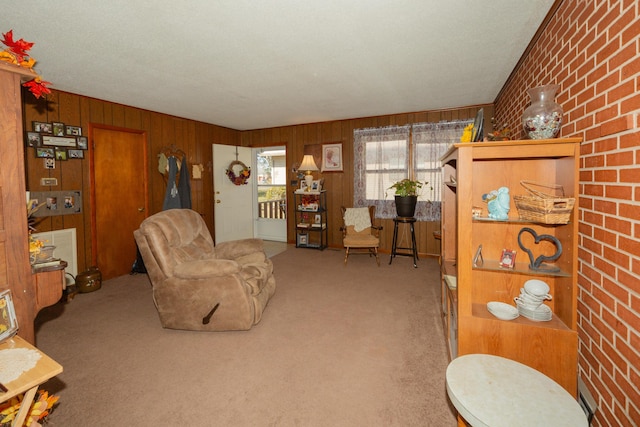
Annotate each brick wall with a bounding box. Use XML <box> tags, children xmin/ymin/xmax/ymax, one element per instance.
<box><xmin>495</xmin><ymin>1</ymin><xmax>639</xmax><ymax>425</ymax></box>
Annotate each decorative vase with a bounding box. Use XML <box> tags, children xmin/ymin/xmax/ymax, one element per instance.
<box><xmin>395</xmin><ymin>195</ymin><xmax>417</xmax><ymax>218</ymax></box>
<box><xmin>522</xmin><ymin>84</ymin><xmax>563</xmax><ymax>139</ymax></box>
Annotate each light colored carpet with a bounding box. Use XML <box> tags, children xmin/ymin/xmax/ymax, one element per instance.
<box><xmin>35</xmin><ymin>247</ymin><xmax>457</xmax><ymax>426</ymax></box>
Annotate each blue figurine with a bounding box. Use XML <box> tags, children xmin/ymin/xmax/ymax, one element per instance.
<box><xmin>484</xmin><ymin>186</ymin><xmax>510</xmax><ymax>220</ymax></box>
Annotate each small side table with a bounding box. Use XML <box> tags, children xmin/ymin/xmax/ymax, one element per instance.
<box><xmin>446</xmin><ymin>354</ymin><xmax>587</xmax><ymax>427</ymax></box>
<box><xmin>0</xmin><ymin>336</ymin><xmax>63</xmax><ymax>426</ymax></box>
<box><xmin>389</xmin><ymin>217</ymin><xmax>418</xmax><ymax>268</ymax></box>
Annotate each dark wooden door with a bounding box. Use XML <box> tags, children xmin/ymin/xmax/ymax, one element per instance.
<box><xmin>91</xmin><ymin>126</ymin><xmax>148</xmax><ymax>280</ymax></box>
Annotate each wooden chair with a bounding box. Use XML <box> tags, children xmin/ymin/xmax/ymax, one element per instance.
<box><xmin>340</xmin><ymin>206</ymin><xmax>382</xmax><ymax>266</ymax></box>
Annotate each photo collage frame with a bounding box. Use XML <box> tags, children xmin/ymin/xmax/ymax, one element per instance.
<box><xmin>27</xmin><ymin>121</ymin><xmax>88</xmax><ymax>161</ymax></box>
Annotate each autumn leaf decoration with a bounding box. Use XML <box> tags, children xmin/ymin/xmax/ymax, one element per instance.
<box><xmin>0</xmin><ymin>30</ymin><xmax>51</xmax><ymax>98</ymax></box>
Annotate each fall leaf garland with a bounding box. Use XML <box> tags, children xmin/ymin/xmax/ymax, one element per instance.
<box><xmin>0</xmin><ymin>30</ymin><xmax>51</xmax><ymax>98</ymax></box>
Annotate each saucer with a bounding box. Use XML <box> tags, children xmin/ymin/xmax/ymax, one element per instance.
<box><xmin>516</xmin><ymin>302</ymin><xmax>552</xmax><ymax>321</ymax></box>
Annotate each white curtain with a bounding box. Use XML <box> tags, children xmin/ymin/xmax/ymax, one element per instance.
<box><xmin>353</xmin><ymin>120</ymin><xmax>472</xmax><ymax>221</ymax></box>
<box><xmin>412</xmin><ymin>120</ymin><xmax>472</xmax><ymax>220</ymax></box>
<box><xmin>353</xmin><ymin>125</ymin><xmax>410</xmax><ymax>219</ymax></box>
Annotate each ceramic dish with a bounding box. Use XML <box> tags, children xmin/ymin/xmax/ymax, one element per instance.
<box><xmin>487</xmin><ymin>301</ymin><xmax>519</xmax><ymax>320</ymax></box>
<box><xmin>516</xmin><ymin>302</ymin><xmax>552</xmax><ymax>321</ymax></box>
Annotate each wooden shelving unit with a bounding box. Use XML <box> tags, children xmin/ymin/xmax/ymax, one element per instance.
<box><xmin>439</xmin><ymin>138</ymin><xmax>582</xmax><ymax>396</ymax></box>
<box><xmin>294</xmin><ymin>191</ymin><xmax>328</xmax><ymax>250</ymax></box>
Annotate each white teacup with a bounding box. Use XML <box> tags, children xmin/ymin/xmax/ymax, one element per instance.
<box><xmin>522</xmin><ymin>288</ymin><xmax>552</xmax><ymax>301</ymax></box>
<box><xmin>524</xmin><ymin>279</ymin><xmax>550</xmax><ymax>296</ymax></box>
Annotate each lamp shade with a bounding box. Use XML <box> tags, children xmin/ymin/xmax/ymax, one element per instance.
<box><xmin>300</xmin><ymin>155</ymin><xmax>318</xmax><ymax>172</ymax></box>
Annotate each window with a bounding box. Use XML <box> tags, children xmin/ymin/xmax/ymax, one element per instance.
<box><xmin>354</xmin><ymin>120</ymin><xmax>471</xmax><ymax>220</ymax></box>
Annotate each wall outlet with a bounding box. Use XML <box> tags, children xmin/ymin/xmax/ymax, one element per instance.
<box><xmin>40</xmin><ymin>178</ymin><xmax>58</xmax><ymax>186</ymax></box>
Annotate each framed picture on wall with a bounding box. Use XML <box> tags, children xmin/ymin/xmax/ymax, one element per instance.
<box><xmin>68</xmin><ymin>149</ymin><xmax>84</xmax><ymax>159</ymax></box>
<box><xmin>36</xmin><ymin>147</ymin><xmax>55</xmax><ymax>158</ymax></box>
<box><xmin>65</xmin><ymin>125</ymin><xmax>82</xmax><ymax>136</ymax></box>
<box><xmin>321</xmin><ymin>142</ymin><xmax>343</xmax><ymax>172</ymax></box>
<box><xmin>33</xmin><ymin>121</ymin><xmax>52</xmax><ymax>133</ymax></box>
<box><xmin>26</xmin><ymin>131</ymin><xmax>41</xmax><ymax>147</ymax></box>
<box><xmin>77</xmin><ymin>136</ymin><xmax>88</xmax><ymax>150</ymax></box>
<box><xmin>55</xmin><ymin>148</ymin><xmax>68</xmax><ymax>161</ymax></box>
<box><xmin>52</xmin><ymin>122</ymin><xmax>65</xmax><ymax>136</ymax></box>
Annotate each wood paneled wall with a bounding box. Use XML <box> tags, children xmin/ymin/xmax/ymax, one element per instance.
<box><xmin>22</xmin><ymin>87</ymin><xmax>491</xmax><ymax>271</ymax></box>
<box><xmin>242</xmin><ymin>105</ymin><xmax>493</xmax><ymax>255</ymax></box>
<box><xmin>22</xmin><ymin>90</ymin><xmax>240</xmax><ymax>272</ymax></box>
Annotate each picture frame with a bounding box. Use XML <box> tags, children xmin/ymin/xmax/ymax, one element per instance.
<box><xmin>33</xmin><ymin>121</ymin><xmax>52</xmax><ymax>133</ymax></box>
<box><xmin>499</xmin><ymin>248</ymin><xmax>516</xmax><ymax>269</ymax></box>
<box><xmin>311</xmin><ymin>180</ymin><xmax>321</xmax><ymax>192</ymax></box>
<box><xmin>0</xmin><ymin>289</ymin><xmax>19</xmax><ymax>343</ymax></box>
<box><xmin>36</xmin><ymin>147</ymin><xmax>55</xmax><ymax>158</ymax></box>
<box><xmin>314</xmin><ymin>214</ymin><xmax>321</xmax><ymax>224</ymax></box>
<box><xmin>76</xmin><ymin>136</ymin><xmax>88</xmax><ymax>150</ymax></box>
<box><xmin>321</xmin><ymin>142</ymin><xmax>343</xmax><ymax>172</ymax></box>
<box><xmin>55</xmin><ymin>148</ymin><xmax>68</xmax><ymax>161</ymax></box>
<box><xmin>471</xmin><ymin>108</ymin><xmax>484</xmax><ymax>142</ymax></box>
<box><xmin>68</xmin><ymin>149</ymin><xmax>84</xmax><ymax>159</ymax></box>
<box><xmin>65</xmin><ymin>125</ymin><xmax>82</xmax><ymax>136</ymax></box>
<box><xmin>297</xmin><ymin>233</ymin><xmax>308</xmax><ymax>245</ymax></box>
<box><xmin>42</xmin><ymin>135</ymin><xmax>77</xmax><ymax>148</ymax></box>
<box><xmin>26</xmin><ymin>131</ymin><xmax>41</xmax><ymax>147</ymax></box>
<box><xmin>44</xmin><ymin>158</ymin><xmax>55</xmax><ymax>169</ymax></box>
<box><xmin>299</xmin><ymin>180</ymin><xmax>308</xmax><ymax>191</ymax></box>
<box><xmin>52</xmin><ymin>122</ymin><xmax>65</xmax><ymax>136</ymax></box>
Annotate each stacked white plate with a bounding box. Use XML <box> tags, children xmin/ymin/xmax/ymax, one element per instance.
<box><xmin>515</xmin><ymin>301</ymin><xmax>552</xmax><ymax>321</ymax></box>
<box><xmin>487</xmin><ymin>301</ymin><xmax>519</xmax><ymax>320</ymax></box>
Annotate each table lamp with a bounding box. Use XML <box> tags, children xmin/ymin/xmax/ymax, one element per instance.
<box><xmin>300</xmin><ymin>155</ymin><xmax>319</xmax><ymax>190</ymax></box>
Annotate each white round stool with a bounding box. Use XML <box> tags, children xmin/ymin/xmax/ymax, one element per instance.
<box><xmin>446</xmin><ymin>354</ymin><xmax>587</xmax><ymax>427</ymax></box>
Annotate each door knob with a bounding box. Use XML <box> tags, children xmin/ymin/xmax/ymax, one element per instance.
<box><xmin>138</xmin><ymin>207</ymin><xmax>145</xmax><ymax>212</ymax></box>
<box><xmin>216</xmin><ymin>200</ymin><xmax>221</xmax><ymax>204</ymax></box>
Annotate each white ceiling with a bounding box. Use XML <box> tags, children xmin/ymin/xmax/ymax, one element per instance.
<box><xmin>3</xmin><ymin>1</ymin><xmax>554</xmax><ymax>131</ymax></box>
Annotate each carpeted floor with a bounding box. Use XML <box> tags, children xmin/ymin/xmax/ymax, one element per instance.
<box><xmin>35</xmin><ymin>247</ymin><xmax>457</xmax><ymax>426</ymax></box>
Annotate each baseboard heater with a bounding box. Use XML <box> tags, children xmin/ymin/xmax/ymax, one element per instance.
<box><xmin>31</xmin><ymin>228</ymin><xmax>78</xmax><ymax>287</ymax></box>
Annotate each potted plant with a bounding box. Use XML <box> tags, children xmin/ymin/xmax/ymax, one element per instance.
<box><xmin>388</xmin><ymin>179</ymin><xmax>424</xmax><ymax>217</ymax></box>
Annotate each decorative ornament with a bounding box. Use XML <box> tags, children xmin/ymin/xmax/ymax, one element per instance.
<box><xmin>225</xmin><ymin>160</ymin><xmax>251</xmax><ymax>185</ymax></box>
<box><xmin>0</xmin><ymin>30</ymin><xmax>51</xmax><ymax>98</ymax></box>
<box><xmin>517</xmin><ymin>227</ymin><xmax>562</xmax><ymax>272</ymax></box>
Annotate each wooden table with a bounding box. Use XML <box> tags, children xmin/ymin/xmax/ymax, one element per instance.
<box><xmin>446</xmin><ymin>354</ymin><xmax>586</xmax><ymax>427</ymax></box>
<box><xmin>0</xmin><ymin>336</ymin><xmax>63</xmax><ymax>426</ymax></box>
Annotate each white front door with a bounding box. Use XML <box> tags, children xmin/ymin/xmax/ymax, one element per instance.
<box><xmin>213</xmin><ymin>144</ymin><xmax>253</xmax><ymax>243</ymax></box>
<box><xmin>254</xmin><ymin>146</ymin><xmax>287</xmax><ymax>242</ymax></box>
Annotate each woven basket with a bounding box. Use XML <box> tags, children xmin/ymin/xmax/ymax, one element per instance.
<box><xmin>513</xmin><ymin>181</ymin><xmax>575</xmax><ymax>224</ymax></box>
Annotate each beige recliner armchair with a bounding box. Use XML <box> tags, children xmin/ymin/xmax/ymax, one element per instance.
<box><xmin>133</xmin><ymin>209</ymin><xmax>276</xmax><ymax>331</ymax></box>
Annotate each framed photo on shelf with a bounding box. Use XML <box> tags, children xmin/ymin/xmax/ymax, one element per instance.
<box><xmin>311</xmin><ymin>180</ymin><xmax>321</xmax><ymax>192</ymax></box>
<box><xmin>297</xmin><ymin>233</ymin><xmax>308</xmax><ymax>245</ymax></box>
<box><xmin>0</xmin><ymin>290</ymin><xmax>18</xmax><ymax>343</ymax></box>
<box><xmin>321</xmin><ymin>142</ymin><xmax>343</xmax><ymax>172</ymax></box>
<box><xmin>314</xmin><ymin>214</ymin><xmax>321</xmax><ymax>224</ymax></box>
<box><xmin>499</xmin><ymin>248</ymin><xmax>516</xmax><ymax>269</ymax></box>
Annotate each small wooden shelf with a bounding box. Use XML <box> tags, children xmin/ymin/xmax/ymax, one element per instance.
<box><xmin>472</xmin><ymin>303</ymin><xmax>571</xmax><ymax>331</ymax></box>
<box><xmin>473</xmin><ymin>260</ymin><xmax>571</xmax><ymax>277</ymax></box>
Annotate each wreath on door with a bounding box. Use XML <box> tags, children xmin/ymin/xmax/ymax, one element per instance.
<box><xmin>226</xmin><ymin>160</ymin><xmax>251</xmax><ymax>185</ymax></box>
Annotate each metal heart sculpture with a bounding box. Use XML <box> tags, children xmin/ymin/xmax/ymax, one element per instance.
<box><xmin>517</xmin><ymin>227</ymin><xmax>562</xmax><ymax>272</ymax></box>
